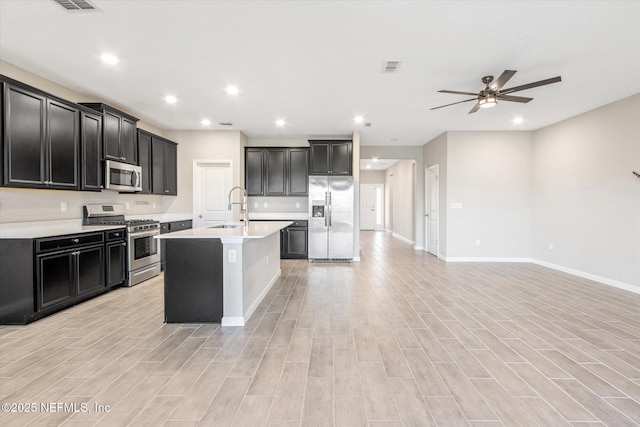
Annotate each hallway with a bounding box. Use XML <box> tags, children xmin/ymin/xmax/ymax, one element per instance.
<box><xmin>1</xmin><ymin>231</ymin><xmax>639</xmax><ymax>426</ymax></box>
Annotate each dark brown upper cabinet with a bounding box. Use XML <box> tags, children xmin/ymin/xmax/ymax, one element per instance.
<box><xmin>79</xmin><ymin>103</ymin><xmax>138</xmax><ymax>165</ymax></box>
<box><xmin>79</xmin><ymin>108</ymin><xmax>103</xmax><ymax>191</ymax></box>
<box><xmin>309</xmin><ymin>140</ymin><xmax>352</xmax><ymax>175</ymax></box>
<box><xmin>145</xmin><ymin>132</ymin><xmax>177</xmax><ymax>196</ymax></box>
<box><xmin>244</xmin><ymin>147</ymin><xmax>309</xmax><ymax>196</ymax></box>
<box><xmin>2</xmin><ymin>80</ymin><xmax>80</xmax><ymax>190</ymax></box>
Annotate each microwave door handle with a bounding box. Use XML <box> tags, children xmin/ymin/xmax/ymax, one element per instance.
<box><xmin>134</xmin><ymin>171</ymin><xmax>140</xmax><ymax>189</ymax></box>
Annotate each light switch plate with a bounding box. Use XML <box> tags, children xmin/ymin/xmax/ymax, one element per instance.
<box><xmin>60</xmin><ymin>202</ymin><xmax>67</xmax><ymax>212</ymax></box>
<box><xmin>125</xmin><ymin>202</ymin><xmax>130</xmax><ymax>210</ymax></box>
<box><xmin>263</xmin><ymin>202</ymin><xmax>268</xmax><ymax>208</ymax></box>
<box><xmin>228</xmin><ymin>250</ymin><xmax>236</xmax><ymax>263</ymax></box>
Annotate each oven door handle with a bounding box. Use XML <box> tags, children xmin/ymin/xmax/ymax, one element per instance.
<box><xmin>130</xmin><ymin>230</ymin><xmax>160</xmax><ymax>239</ymax></box>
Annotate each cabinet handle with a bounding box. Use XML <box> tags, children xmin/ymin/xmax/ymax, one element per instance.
<box><xmin>71</xmin><ymin>238</ymin><xmax>80</xmax><ymax>243</ymax></box>
<box><xmin>72</xmin><ymin>251</ymin><xmax>79</xmax><ymax>256</ymax></box>
<box><xmin>164</xmin><ymin>190</ymin><xmax>169</xmax><ymax>193</ymax></box>
<box><xmin>114</xmin><ymin>233</ymin><xmax>120</xmax><ymax>237</ymax></box>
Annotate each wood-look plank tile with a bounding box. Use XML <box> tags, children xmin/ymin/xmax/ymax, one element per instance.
<box><xmin>424</xmin><ymin>396</ymin><xmax>469</xmax><ymax>427</ymax></box>
<box><xmin>358</xmin><ymin>361</ymin><xmax>400</xmax><ymax>421</ymax></box>
<box><xmin>286</xmin><ymin>327</ymin><xmax>313</xmax><ymax>362</ymax></box>
<box><xmin>353</xmin><ymin>328</ymin><xmax>381</xmax><ymax>361</ymax></box>
<box><xmin>470</xmin><ymin>378</ymin><xmax>537</xmax><ymax>427</ymax></box>
<box><xmin>199</xmin><ymin>376</ymin><xmax>251</xmax><ymax>426</ymax></box>
<box><xmin>334</xmin><ymin>347</ymin><xmax>362</xmax><ymax>396</ymax></box>
<box><xmin>388</xmin><ymin>377</ymin><xmax>434</xmax><ymax>426</ymax></box>
<box><xmin>269</xmin><ymin>362</ymin><xmax>308</xmax><ymax>421</ymax></box>
<box><xmin>247</xmin><ymin>347</ymin><xmax>287</xmax><ymax>395</ymax></box>
<box><xmin>376</xmin><ymin>337</ymin><xmax>412</xmax><ymax>377</ymax></box>
<box><xmin>301</xmin><ymin>376</ymin><xmax>333</xmax><ymax>427</ymax></box>
<box><xmin>232</xmin><ymin>395</ymin><xmax>273</xmax><ymax>427</ymax></box>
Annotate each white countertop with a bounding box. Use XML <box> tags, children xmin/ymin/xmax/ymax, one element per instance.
<box><xmin>0</xmin><ymin>219</ymin><xmax>126</xmax><ymax>239</ymax></box>
<box><xmin>248</xmin><ymin>212</ymin><xmax>309</xmax><ymax>220</ymax></box>
<box><xmin>155</xmin><ymin>221</ymin><xmax>292</xmax><ymax>242</ymax></box>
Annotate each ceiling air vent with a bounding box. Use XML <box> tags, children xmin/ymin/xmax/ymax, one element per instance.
<box><xmin>218</xmin><ymin>122</ymin><xmax>233</xmax><ymax>126</ymax></box>
<box><xmin>364</xmin><ymin>122</ymin><xmax>372</xmax><ymax>127</ymax></box>
<box><xmin>51</xmin><ymin>0</ymin><xmax>96</xmax><ymax>11</ymax></box>
<box><xmin>382</xmin><ymin>61</ymin><xmax>401</xmax><ymax>73</ymax></box>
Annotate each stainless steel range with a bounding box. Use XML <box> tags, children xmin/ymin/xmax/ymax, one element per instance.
<box><xmin>83</xmin><ymin>204</ymin><xmax>161</xmax><ymax>287</ymax></box>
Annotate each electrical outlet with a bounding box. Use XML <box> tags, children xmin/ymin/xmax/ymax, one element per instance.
<box><xmin>263</xmin><ymin>202</ymin><xmax>268</xmax><ymax>208</ymax></box>
<box><xmin>228</xmin><ymin>250</ymin><xmax>236</xmax><ymax>263</ymax></box>
<box><xmin>475</xmin><ymin>239</ymin><xmax>481</xmax><ymax>246</ymax></box>
<box><xmin>60</xmin><ymin>202</ymin><xmax>67</xmax><ymax>212</ymax></box>
<box><xmin>152</xmin><ymin>202</ymin><xmax>156</xmax><ymax>209</ymax></box>
<box><xmin>254</xmin><ymin>202</ymin><xmax>259</xmax><ymax>208</ymax></box>
<box><xmin>296</xmin><ymin>202</ymin><xmax>300</xmax><ymax>208</ymax></box>
<box><xmin>549</xmin><ymin>243</ymin><xmax>554</xmax><ymax>251</ymax></box>
<box><xmin>125</xmin><ymin>202</ymin><xmax>130</xmax><ymax>210</ymax></box>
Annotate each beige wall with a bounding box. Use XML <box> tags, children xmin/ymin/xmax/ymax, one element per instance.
<box><xmin>385</xmin><ymin>159</ymin><xmax>416</xmax><ymax>243</ymax></box>
<box><xmin>0</xmin><ymin>60</ymin><xmax>164</xmax><ymax>135</ymax></box>
<box><xmin>359</xmin><ymin>170</ymin><xmax>385</xmax><ymax>184</ymax></box>
<box><xmin>446</xmin><ymin>131</ymin><xmax>533</xmax><ymax>258</ymax></box>
<box><xmin>361</xmin><ymin>146</ymin><xmax>424</xmax><ymax>249</ymax></box>
<box><xmin>162</xmin><ymin>130</ymin><xmax>246</xmax><ymax>216</ymax></box>
<box><xmin>532</xmin><ymin>93</ymin><xmax>640</xmax><ymax>289</ymax></box>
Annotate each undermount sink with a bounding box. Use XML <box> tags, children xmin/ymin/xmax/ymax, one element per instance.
<box><xmin>209</xmin><ymin>224</ymin><xmax>243</xmax><ymax>229</ymax></box>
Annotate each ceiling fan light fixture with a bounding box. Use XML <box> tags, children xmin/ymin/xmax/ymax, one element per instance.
<box><xmin>478</xmin><ymin>95</ymin><xmax>497</xmax><ymax>108</ymax></box>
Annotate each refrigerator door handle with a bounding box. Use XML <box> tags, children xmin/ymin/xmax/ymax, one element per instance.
<box><xmin>328</xmin><ymin>192</ymin><xmax>332</xmax><ymax>226</ymax></box>
<box><xmin>324</xmin><ymin>192</ymin><xmax>328</xmax><ymax>226</ymax></box>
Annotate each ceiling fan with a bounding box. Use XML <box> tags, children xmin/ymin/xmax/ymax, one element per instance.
<box><xmin>431</xmin><ymin>70</ymin><xmax>561</xmax><ymax>114</ymax></box>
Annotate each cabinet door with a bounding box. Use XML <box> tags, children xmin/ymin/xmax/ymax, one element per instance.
<box><xmin>285</xmin><ymin>227</ymin><xmax>308</xmax><ymax>258</ymax></box>
<box><xmin>287</xmin><ymin>148</ymin><xmax>309</xmax><ymax>196</ymax></box>
<box><xmin>103</xmin><ymin>111</ymin><xmax>121</xmax><ymax>160</ymax></box>
<box><xmin>76</xmin><ymin>245</ymin><xmax>104</xmax><ymax>296</ymax></box>
<box><xmin>137</xmin><ymin>131</ymin><xmax>152</xmax><ymax>194</ymax></box>
<box><xmin>164</xmin><ymin>142</ymin><xmax>177</xmax><ymax>195</ymax></box>
<box><xmin>106</xmin><ymin>241</ymin><xmax>126</xmax><ymax>287</ymax></box>
<box><xmin>121</xmin><ymin>117</ymin><xmax>137</xmax><ymax>164</ymax></box>
<box><xmin>280</xmin><ymin>229</ymin><xmax>286</xmax><ymax>258</ymax></box>
<box><xmin>266</xmin><ymin>149</ymin><xmax>286</xmax><ymax>196</ymax></box>
<box><xmin>245</xmin><ymin>148</ymin><xmax>264</xmax><ymax>196</ymax></box>
<box><xmin>4</xmin><ymin>84</ymin><xmax>47</xmax><ymax>186</ymax></box>
<box><xmin>81</xmin><ymin>111</ymin><xmax>103</xmax><ymax>190</ymax></box>
<box><xmin>47</xmin><ymin>99</ymin><xmax>79</xmax><ymax>188</ymax></box>
<box><xmin>151</xmin><ymin>137</ymin><xmax>165</xmax><ymax>194</ymax></box>
<box><xmin>329</xmin><ymin>141</ymin><xmax>352</xmax><ymax>175</ymax></box>
<box><xmin>37</xmin><ymin>251</ymin><xmax>74</xmax><ymax>310</ymax></box>
<box><xmin>309</xmin><ymin>142</ymin><xmax>330</xmax><ymax>175</ymax></box>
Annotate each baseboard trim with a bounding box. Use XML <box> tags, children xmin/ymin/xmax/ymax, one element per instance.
<box><xmin>531</xmin><ymin>259</ymin><xmax>640</xmax><ymax>295</ymax></box>
<box><xmin>445</xmin><ymin>257</ymin><xmax>532</xmax><ymax>263</ymax></box>
<box><xmin>414</xmin><ymin>245</ymin><xmax>424</xmax><ymax>251</ymax></box>
<box><xmin>352</xmin><ymin>257</ymin><xmax>361</xmax><ymax>262</ymax></box>
<box><xmin>240</xmin><ymin>268</ymin><xmax>281</xmax><ymax>326</ymax></box>
<box><xmin>391</xmin><ymin>232</ymin><xmax>414</xmax><ymax>245</ymax></box>
<box><xmin>221</xmin><ymin>316</ymin><xmax>245</xmax><ymax>327</ymax></box>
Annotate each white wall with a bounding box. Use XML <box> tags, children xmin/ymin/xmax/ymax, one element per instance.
<box><xmin>532</xmin><ymin>93</ymin><xmax>640</xmax><ymax>289</ymax></box>
<box><xmin>445</xmin><ymin>131</ymin><xmax>533</xmax><ymax>258</ymax></box>
<box><xmin>423</xmin><ymin>132</ymin><xmax>448</xmax><ymax>257</ymax></box>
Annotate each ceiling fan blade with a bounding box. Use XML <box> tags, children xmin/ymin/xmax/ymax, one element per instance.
<box><xmin>497</xmin><ymin>94</ymin><xmax>533</xmax><ymax>103</ymax></box>
<box><xmin>468</xmin><ymin>103</ymin><xmax>481</xmax><ymax>114</ymax></box>
<box><xmin>438</xmin><ymin>90</ymin><xmax>480</xmax><ymax>96</ymax></box>
<box><xmin>491</xmin><ymin>70</ymin><xmax>517</xmax><ymax>91</ymax></box>
<box><xmin>500</xmin><ymin>76</ymin><xmax>562</xmax><ymax>95</ymax></box>
<box><xmin>430</xmin><ymin>98</ymin><xmax>477</xmax><ymax>110</ymax></box>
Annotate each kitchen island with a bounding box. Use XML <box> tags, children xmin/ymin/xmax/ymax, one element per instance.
<box><xmin>155</xmin><ymin>221</ymin><xmax>292</xmax><ymax>326</ymax></box>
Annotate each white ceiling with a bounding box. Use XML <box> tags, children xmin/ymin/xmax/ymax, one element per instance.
<box><xmin>1</xmin><ymin>1</ymin><xmax>639</xmax><ymax>146</ymax></box>
<box><xmin>360</xmin><ymin>159</ymin><xmax>398</xmax><ymax>171</ymax></box>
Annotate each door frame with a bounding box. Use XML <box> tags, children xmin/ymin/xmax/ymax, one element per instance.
<box><xmin>425</xmin><ymin>164</ymin><xmax>440</xmax><ymax>256</ymax></box>
<box><xmin>192</xmin><ymin>159</ymin><xmax>233</xmax><ymax>227</ymax></box>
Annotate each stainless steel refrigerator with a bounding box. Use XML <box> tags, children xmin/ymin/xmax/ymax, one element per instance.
<box><xmin>308</xmin><ymin>176</ymin><xmax>354</xmax><ymax>261</ymax></box>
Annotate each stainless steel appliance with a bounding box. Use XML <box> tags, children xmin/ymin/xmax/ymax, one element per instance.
<box><xmin>83</xmin><ymin>204</ymin><xmax>161</xmax><ymax>286</ymax></box>
<box><xmin>104</xmin><ymin>160</ymin><xmax>142</xmax><ymax>192</ymax></box>
<box><xmin>308</xmin><ymin>176</ymin><xmax>354</xmax><ymax>261</ymax></box>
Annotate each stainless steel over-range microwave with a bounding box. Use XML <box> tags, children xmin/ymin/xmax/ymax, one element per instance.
<box><xmin>104</xmin><ymin>160</ymin><xmax>142</xmax><ymax>192</ymax></box>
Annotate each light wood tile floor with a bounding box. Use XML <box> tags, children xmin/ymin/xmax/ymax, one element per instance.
<box><xmin>1</xmin><ymin>230</ymin><xmax>639</xmax><ymax>426</ymax></box>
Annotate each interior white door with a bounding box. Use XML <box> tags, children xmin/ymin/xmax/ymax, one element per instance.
<box><xmin>374</xmin><ymin>184</ymin><xmax>384</xmax><ymax>230</ymax></box>
<box><xmin>426</xmin><ymin>165</ymin><xmax>439</xmax><ymax>256</ymax></box>
<box><xmin>194</xmin><ymin>162</ymin><xmax>232</xmax><ymax>227</ymax></box>
<box><xmin>360</xmin><ymin>184</ymin><xmax>375</xmax><ymax>230</ymax></box>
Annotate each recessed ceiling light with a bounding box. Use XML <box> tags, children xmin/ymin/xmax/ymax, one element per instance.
<box><xmin>513</xmin><ymin>116</ymin><xmax>524</xmax><ymax>124</ymax></box>
<box><xmin>225</xmin><ymin>85</ymin><xmax>239</xmax><ymax>95</ymax></box>
<box><xmin>100</xmin><ymin>53</ymin><xmax>119</xmax><ymax>65</ymax></box>
<box><xmin>164</xmin><ymin>95</ymin><xmax>177</xmax><ymax>104</ymax></box>
<box><xmin>201</xmin><ymin>119</ymin><xmax>211</xmax><ymax>126</ymax></box>
<box><xmin>354</xmin><ymin>115</ymin><xmax>364</xmax><ymax>124</ymax></box>
<box><xmin>275</xmin><ymin>119</ymin><xmax>286</xmax><ymax>127</ymax></box>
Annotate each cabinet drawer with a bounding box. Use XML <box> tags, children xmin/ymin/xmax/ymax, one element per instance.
<box><xmin>106</xmin><ymin>229</ymin><xmax>126</xmax><ymax>241</ymax></box>
<box><xmin>169</xmin><ymin>220</ymin><xmax>192</xmax><ymax>232</ymax></box>
<box><xmin>36</xmin><ymin>232</ymin><xmax>104</xmax><ymax>253</ymax></box>
<box><xmin>289</xmin><ymin>220</ymin><xmax>308</xmax><ymax>228</ymax></box>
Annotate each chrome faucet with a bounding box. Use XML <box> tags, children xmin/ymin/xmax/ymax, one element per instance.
<box><xmin>228</xmin><ymin>186</ymin><xmax>249</xmax><ymax>225</ymax></box>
